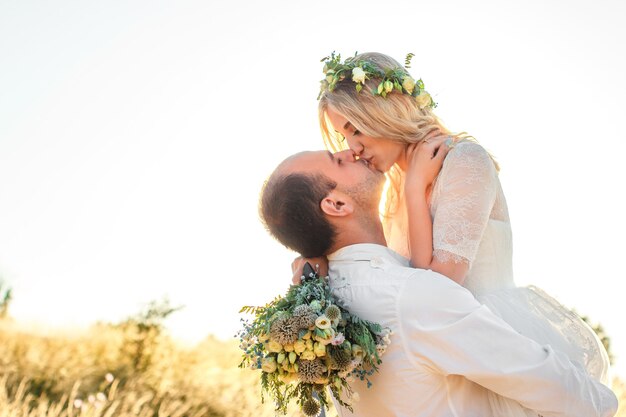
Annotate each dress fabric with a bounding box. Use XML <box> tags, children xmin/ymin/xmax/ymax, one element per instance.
<box><xmin>384</xmin><ymin>141</ymin><xmax>611</xmax><ymax>414</ymax></box>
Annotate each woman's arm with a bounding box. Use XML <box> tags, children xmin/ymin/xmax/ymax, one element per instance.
<box><xmin>405</xmin><ymin>141</ymin><xmax>497</xmax><ymax>285</ymax></box>
<box><xmin>404</xmin><ymin>137</ymin><xmax>464</xmax><ymax>278</ymax></box>
<box><xmin>405</xmin><ymin>182</ymin><xmax>434</xmax><ymax>267</ymax></box>
<box><xmin>405</xmin><ymin>178</ymin><xmax>469</xmax><ymax>283</ymax></box>
<box><xmin>405</xmin><ymin>186</ymin><xmax>470</xmax><ymax>284</ymax></box>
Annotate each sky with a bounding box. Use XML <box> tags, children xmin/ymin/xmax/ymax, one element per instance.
<box><xmin>1</xmin><ymin>0</ymin><xmax>625</xmax><ymax>378</ymax></box>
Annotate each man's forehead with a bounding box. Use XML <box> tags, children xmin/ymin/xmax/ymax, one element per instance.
<box><xmin>277</xmin><ymin>150</ymin><xmax>328</xmax><ymax>175</ymax></box>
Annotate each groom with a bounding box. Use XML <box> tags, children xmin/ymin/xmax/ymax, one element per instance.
<box><xmin>259</xmin><ymin>149</ymin><xmax>618</xmax><ymax>417</ymax></box>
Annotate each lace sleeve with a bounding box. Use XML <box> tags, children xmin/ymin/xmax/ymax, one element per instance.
<box><xmin>431</xmin><ymin>142</ymin><xmax>498</xmax><ymax>266</ymax></box>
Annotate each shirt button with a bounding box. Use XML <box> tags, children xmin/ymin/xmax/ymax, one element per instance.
<box><xmin>370</xmin><ymin>257</ymin><xmax>384</xmax><ymax>268</ymax></box>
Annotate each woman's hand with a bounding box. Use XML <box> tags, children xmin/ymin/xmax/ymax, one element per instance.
<box><xmin>404</xmin><ymin>135</ymin><xmax>453</xmax><ymax>193</ymax></box>
<box><xmin>291</xmin><ymin>256</ymin><xmax>329</xmax><ymax>284</ymax></box>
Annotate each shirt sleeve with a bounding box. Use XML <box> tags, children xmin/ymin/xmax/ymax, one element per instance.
<box><xmin>398</xmin><ymin>272</ymin><xmax>618</xmax><ymax>417</ymax></box>
<box><xmin>431</xmin><ymin>142</ymin><xmax>497</xmax><ymax>266</ymax></box>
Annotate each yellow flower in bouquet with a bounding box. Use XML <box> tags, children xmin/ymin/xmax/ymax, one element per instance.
<box><xmin>293</xmin><ymin>340</ymin><xmax>307</xmax><ymax>354</ymax></box>
<box><xmin>313</xmin><ymin>342</ymin><xmax>327</xmax><ymax>357</ymax></box>
<box><xmin>261</xmin><ymin>357</ymin><xmax>277</xmax><ymax>373</ymax></box>
<box><xmin>267</xmin><ymin>340</ymin><xmax>282</xmax><ymax>353</ymax></box>
<box><xmin>300</xmin><ymin>350</ymin><xmax>316</xmax><ymax>361</ymax></box>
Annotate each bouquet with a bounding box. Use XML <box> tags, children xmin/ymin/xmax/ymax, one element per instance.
<box><xmin>237</xmin><ymin>263</ymin><xmax>391</xmax><ymax>416</ymax></box>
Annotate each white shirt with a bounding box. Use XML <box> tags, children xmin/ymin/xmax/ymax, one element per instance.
<box><xmin>327</xmin><ymin>244</ymin><xmax>617</xmax><ymax>417</ymax></box>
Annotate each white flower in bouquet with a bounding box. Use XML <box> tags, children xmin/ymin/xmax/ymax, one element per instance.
<box><xmin>315</xmin><ymin>315</ymin><xmax>332</xmax><ymax>330</ymax></box>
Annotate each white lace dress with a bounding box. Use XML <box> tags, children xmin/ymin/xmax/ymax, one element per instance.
<box><xmin>385</xmin><ymin>141</ymin><xmax>611</xmax><ymax>416</ymax></box>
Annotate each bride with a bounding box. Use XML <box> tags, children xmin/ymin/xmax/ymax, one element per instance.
<box><xmin>293</xmin><ymin>51</ymin><xmax>611</xmax><ymax>415</ymax></box>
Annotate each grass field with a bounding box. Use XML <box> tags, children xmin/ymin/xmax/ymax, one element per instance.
<box><xmin>0</xmin><ymin>319</ymin><xmax>623</xmax><ymax>417</ymax></box>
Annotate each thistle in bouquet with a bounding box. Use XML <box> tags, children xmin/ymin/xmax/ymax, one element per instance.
<box><xmin>237</xmin><ymin>263</ymin><xmax>392</xmax><ymax>416</ymax></box>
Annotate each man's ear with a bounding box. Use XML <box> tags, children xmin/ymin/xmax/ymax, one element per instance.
<box><xmin>320</xmin><ymin>190</ymin><xmax>354</xmax><ymax>217</ymax></box>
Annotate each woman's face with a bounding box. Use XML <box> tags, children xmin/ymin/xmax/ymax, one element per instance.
<box><xmin>326</xmin><ymin>107</ymin><xmax>405</xmax><ymax>173</ymax></box>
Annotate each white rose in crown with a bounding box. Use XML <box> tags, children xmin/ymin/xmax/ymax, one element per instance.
<box><xmin>415</xmin><ymin>91</ymin><xmax>432</xmax><ymax>109</ymax></box>
<box><xmin>402</xmin><ymin>77</ymin><xmax>416</xmax><ymax>94</ymax></box>
<box><xmin>352</xmin><ymin>67</ymin><xmax>366</xmax><ymax>84</ymax></box>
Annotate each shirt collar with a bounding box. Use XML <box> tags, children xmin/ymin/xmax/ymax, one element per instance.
<box><xmin>327</xmin><ymin>243</ymin><xmax>409</xmax><ymax>266</ymax></box>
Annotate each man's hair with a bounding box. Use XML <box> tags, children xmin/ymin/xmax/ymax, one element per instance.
<box><xmin>259</xmin><ymin>172</ymin><xmax>337</xmax><ymax>258</ymax></box>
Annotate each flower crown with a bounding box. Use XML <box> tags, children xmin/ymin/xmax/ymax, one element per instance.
<box><xmin>318</xmin><ymin>52</ymin><xmax>436</xmax><ymax>109</ymax></box>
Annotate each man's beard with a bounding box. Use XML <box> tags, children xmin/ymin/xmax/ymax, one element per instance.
<box><xmin>339</xmin><ymin>171</ymin><xmax>386</xmax><ymax>220</ymax></box>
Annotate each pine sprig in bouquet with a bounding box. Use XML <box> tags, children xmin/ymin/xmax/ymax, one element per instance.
<box><xmin>237</xmin><ymin>263</ymin><xmax>392</xmax><ymax>416</ymax></box>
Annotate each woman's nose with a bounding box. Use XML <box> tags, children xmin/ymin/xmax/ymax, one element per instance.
<box><xmin>346</xmin><ymin>138</ymin><xmax>363</xmax><ymax>156</ymax></box>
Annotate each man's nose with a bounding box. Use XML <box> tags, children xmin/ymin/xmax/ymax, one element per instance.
<box><xmin>334</xmin><ymin>149</ymin><xmax>357</xmax><ymax>162</ymax></box>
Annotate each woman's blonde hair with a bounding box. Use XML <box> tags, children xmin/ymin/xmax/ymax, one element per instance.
<box><xmin>318</xmin><ymin>52</ymin><xmax>493</xmax><ymax>218</ymax></box>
